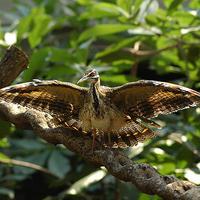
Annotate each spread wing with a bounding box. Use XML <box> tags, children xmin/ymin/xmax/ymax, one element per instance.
<box><xmin>111</xmin><ymin>80</ymin><xmax>200</xmax><ymax>119</ymax></box>
<box><xmin>105</xmin><ymin>80</ymin><xmax>200</xmax><ymax>148</ymax></box>
<box><xmin>0</xmin><ymin>80</ymin><xmax>88</xmax><ymax>129</ymax></box>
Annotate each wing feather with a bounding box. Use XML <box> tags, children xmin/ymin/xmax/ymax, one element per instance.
<box><xmin>0</xmin><ymin>80</ymin><xmax>88</xmax><ymax>128</ymax></box>
<box><xmin>110</xmin><ymin>80</ymin><xmax>200</xmax><ymax>119</ymax></box>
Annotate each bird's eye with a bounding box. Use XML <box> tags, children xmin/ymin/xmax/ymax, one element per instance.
<box><xmin>89</xmin><ymin>71</ymin><xmax>96</xmax><ymax>76</ymax></box>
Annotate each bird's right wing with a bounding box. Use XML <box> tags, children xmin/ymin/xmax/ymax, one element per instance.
<box><xmin>0</xmin><ymin>80</ymin><xmax>88</xmax><ymax>128</ymax></box>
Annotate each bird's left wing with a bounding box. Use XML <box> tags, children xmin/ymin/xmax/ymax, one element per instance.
<box><xmin>110</xmin><ymin>80</ymin><xmax>200</xmax><ymax>119</ymax></box>
<box><xmin>0</xmin><ymin>80</ymin><xmax>88</xmax><ymax>128</ymax></box>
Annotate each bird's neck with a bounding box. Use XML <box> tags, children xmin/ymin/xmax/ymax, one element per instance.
<box><xmin>90</xmin><ymin>79</ymin><xmax>101</xmax><ymax>115</ymax></box>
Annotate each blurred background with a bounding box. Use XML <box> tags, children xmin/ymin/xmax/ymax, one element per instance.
<box><xmin>0</xmin><ymin>0</ymin><xmax>200</xmax><ymax>199</ymax></box>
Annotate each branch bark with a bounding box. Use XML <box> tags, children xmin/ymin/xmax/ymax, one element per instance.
<box><xmin>0</xmin><ymin>45</ymin><xmax>29</xmax><ymax>88</ymax></box>
<box><xmin>0</xmin><ymin>46</ymin><xmax>200</xmax><ymax>200</ymax></box>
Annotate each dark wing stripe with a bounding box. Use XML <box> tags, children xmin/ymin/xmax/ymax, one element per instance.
<box><xmin>121</xmin><ymin>135</ymin><xmax>131</xmax><ymax>146</ymax></box>
<box><xmin>102</xmin><ymin>120</ymin><xmax>156</xmax><ymax>148</ymax></box>
<box><xmin>0</xmin><ymin>81</ymin><xmax>87</xmax><ymax>129</ymax></box>
<box><xmin>132</xmin><ymin>93</ymin><xmax>195</xmax><ymax>118</ymax></box>
<box><xmin>134</xmin><ymin>100</ymin><xmax>156</xmax><ymax>118</ymax></box>
<box><xmin>111</xmin><ymin>80</ymin><xmax>200</xmax><ymax>119</ymax></box>
<box><xmin>0</xmin><ymin>92</ymin><xmax>74</xmax><ymax>116</ymax></box>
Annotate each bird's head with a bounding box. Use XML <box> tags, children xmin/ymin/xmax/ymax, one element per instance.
<box><xmin>77</xmin><ymin>69</ymin><xmax>100</xmax><ymax>84</ymax></box>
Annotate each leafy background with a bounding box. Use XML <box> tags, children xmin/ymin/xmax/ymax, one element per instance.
<box><xmin>0</xmin><ymin>0</ymin><xmax>200</xmax><ymax>199</ymax></box>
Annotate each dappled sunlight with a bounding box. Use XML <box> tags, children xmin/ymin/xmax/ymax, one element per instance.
<box><xmin>185</xmin><ymin>169</ymin><xmax>200</xmax><ymax>184</ymax></box>
<box><xmin>66</xmin><ymin>169</ymin><xmax>107</xmax><ymax>195</ymax></box>
<box><xmin>0</xmin><ymin>31</ymin><xmax>17</xmax><ymax>46</ymax></box>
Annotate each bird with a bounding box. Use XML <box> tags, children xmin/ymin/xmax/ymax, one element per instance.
<box><xmin>0</xmin><ymin>68</ymin><xmax>200</xmax><ymax>149</ymax></box>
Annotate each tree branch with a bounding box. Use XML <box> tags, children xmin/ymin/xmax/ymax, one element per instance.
<box><xmin>0</xmin><ymin>46</ymin><xmax>199</xmax><ymax>200</ymax></box>
<box><xmin>127</xmin><ymin>41</ymin><xmax>179</xmax><ymax>57</ymax></box>
<box><xmin>0</xmin><ymin>157</ymin><xmax>56</xmax><ymax>177</ymax></box>
<box><xmin>0</xmin><ymin>45</ymin><xmax>29</xmax><ymax>88</ymax></box>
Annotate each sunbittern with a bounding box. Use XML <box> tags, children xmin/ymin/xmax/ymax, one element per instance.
<box><xmin>0</xmin><ymin>68</ymin><xmax>200</xmax><ymax>148</ymax></box>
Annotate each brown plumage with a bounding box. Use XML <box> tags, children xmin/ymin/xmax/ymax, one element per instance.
<box><xmin>0</xmin><ymin>69</ymin><xmax>200</xmax><ymax>148</ymax></box>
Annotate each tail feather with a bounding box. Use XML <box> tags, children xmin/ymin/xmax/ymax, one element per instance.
<box><xmin>102</xmin><ymin>120</ymin><xmax>157</xmax><ymax>148</ymax></box>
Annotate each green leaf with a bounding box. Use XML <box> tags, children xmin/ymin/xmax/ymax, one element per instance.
<box><xmin>0</xmin><ymin>120</ymin><xmax>12</xmax><ymax>138</ymax></box>
<box><xmin>77</xmin><ymin>0</ymin><xmax>93</xmax><ymax>5</ymax></box>
<box><xmin>46</xmin><ymin>66</ymin><xmax>77</xmax><ymax>80</ymax></box>
<box><xmin>48</xmin><ymin>150</ymin><xmax>70</xmax><ymax>178</ymax></box>
<box><xmin>48</xmin><ymin>48</ymin><xmax>71</xmax><ymax>63</ymax></box>
<box><xmin>17</xmin><ymin>14</ymin><xmax>32</xmax><ymax>39</ymax></box>
<box><xmin>95</xmin><ymin>37</ymin><xmax>135</xmax><ymax>58</ymax></box>
<box><xmin>159</xmin><ymin>162</ymin><xmax>176</xmax><ymax>174</ymax></box>
<box><xmin>78</xmin><ymin>24</ymin><xmax>134</xmax><ymax>42</ymax></box>
<box><xmin>28</xmin><ymin>7</ymin><xmax>54</xmax><ymax>48</ymax></box>
<box><xmin>80</xmin><ymin>3</ymin><xmax>122</xmax><ymax>19</ymax></box>
<box><xmin>168</xmin><ymin>0</ymin><xmax>184</xmax><ymax>12</ymax></box>
<box><xmin>0</xmin><ymin>152</ymin><xmax>10</xmax><ymax>162</ymax></box>
<box><xmin>101</xmin><ymin>74</ymin><xmax>128</xmax><ymax>85</ymax></box>
<box><xmin>139</xmin><ymin>193</ymin><xmax>160</xmax><ymax>200</ymax></box>
<box><xmin>117</xmin><ymin>0</ymin><xmax>133</xmax><ymax>14</ymax></box>
<box><xmin>25</xmin><ymin>151</ymin><xmax>49</xmax><ymax>166</ymax></box>
<box><xmin>22</xmin><ymin>48</ymin><xmax>50</xmax><ymax>81</ymax></box>
<box><xmin>17</xmin><ymin>7</ymin><xmax>54</xmax><ymax>48</ymax></box>
<box><xmin>145</xmin><ymin>9</ymin><xmax>166</xmax><ymax>26</ymax></box>
<box><xmin>11</xmin><ymin>139</ymin><xmax>45</xmax><ymax>150</ymax></box>
<box><xmin>172</xmin><ymin>11</ymin><xmax>195</xmax><ymax>27</ymax></box>
<box><xmin>0</xmin><ymin>138</ymin><xmax>9</xmax><ymax>148</ymax></box>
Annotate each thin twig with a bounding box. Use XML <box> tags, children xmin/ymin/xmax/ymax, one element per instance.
<box><xmin>0</xmin><ymin>158</ymin><xmax>56</xmax><ymax>177</ymax></box>
<box><xmin>128</xmin><ymin>42</ymin><xmax>179</xmax><ymax>56</ymax></box>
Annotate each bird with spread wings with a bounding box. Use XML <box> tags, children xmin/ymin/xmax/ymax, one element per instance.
<box><xmin>0</xmin><ymin>69</ymin><xmax>200</xmax><ymax>148</ymax></box>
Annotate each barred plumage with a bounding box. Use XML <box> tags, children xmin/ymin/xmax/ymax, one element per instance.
<box><xmin>0</xmin><ymin>69</ymin><xmax>200</xmax><ymax>148</ymax></box>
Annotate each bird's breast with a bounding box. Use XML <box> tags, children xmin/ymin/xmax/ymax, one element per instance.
<box><xmin>79</xmin><ymin>99</ymin><xmax>128</xmax><ymax>134</ymax></box>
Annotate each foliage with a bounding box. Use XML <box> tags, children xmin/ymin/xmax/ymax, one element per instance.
<box><xmin>0</xmin><ymin>0</ymin><xmax>200</xmax><ymax>199</ymax></box>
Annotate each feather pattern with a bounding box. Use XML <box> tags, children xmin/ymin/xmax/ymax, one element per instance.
<box><xmin>0</xmin><ymin>80</ymin><xmax>87</xmax><ymax>129</ymax></box>
<box><xmin>0</xmin><ymin>76</ymin><xmax>200</xmax><ymax>148</ymax></box>
<box><xmin>111</xmin><ymin>80</ymin><xmax>200</xmax><ymax>119</ymax></box>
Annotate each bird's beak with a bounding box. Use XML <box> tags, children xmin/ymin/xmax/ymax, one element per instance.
<box><xmin>77</xmin><ymin>76</ymin><xmax>88</xmax><ymax>84</ymax></box>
